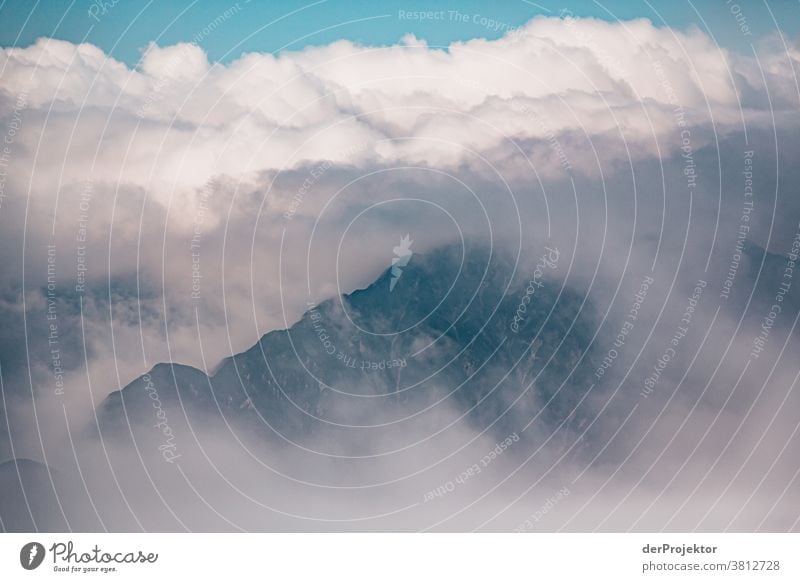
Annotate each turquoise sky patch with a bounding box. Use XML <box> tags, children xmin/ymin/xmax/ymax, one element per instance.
<box><xmin>0</xmin><ymin>0</ymin><xmax>794</xmax><ymax>65</ymax></box>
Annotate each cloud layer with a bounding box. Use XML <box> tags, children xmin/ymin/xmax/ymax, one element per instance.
<box><xmin>1</xmin><ymin>14</ymin><xmax>800</xmax><ymax>531</ymax></box>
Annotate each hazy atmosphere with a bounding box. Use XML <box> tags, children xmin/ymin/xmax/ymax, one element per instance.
<box><xmin>1</xmin><ymin>0</ymin><xmax>799</xmax><ymax>532</ymax></box>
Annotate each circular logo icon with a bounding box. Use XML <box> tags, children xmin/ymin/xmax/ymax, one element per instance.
<box><xmin>20</xmin><ymin>542</ymin><xmax>45</xmax><ymax>570</ymax></box>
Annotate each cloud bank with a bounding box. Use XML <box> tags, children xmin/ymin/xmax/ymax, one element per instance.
<box><xmin>1</xmin><ymin>14</ymin><xmax>800</xmax><ymax>531</ymax></box>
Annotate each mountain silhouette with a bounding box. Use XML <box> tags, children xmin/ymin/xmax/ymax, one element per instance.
<box><xmin>98</xmin><ymin>244</ymin><xmax>598</xmax><ymax>446</ymax></box>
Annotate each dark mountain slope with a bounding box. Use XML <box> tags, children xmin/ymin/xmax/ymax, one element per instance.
<box><xmin>98</xmin><ymin>245</ymin><xmax>598</xmax><ymax>448</ymax></box>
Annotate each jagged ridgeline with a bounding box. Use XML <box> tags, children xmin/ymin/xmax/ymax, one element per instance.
<box><xmin>99</xmin><ymin>244</ymin><xmax>598</xmax><ymax>446</ymax></box>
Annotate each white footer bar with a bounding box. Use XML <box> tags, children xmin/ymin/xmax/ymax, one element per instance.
<box><xmin>1</xmin><ymin>533</ymin><xmax>797</xmax><ymax>581</ymax></box>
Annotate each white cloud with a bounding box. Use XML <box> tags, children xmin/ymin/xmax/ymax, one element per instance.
<box><xmin>0</xmin><ymin>15</ymin><xmax>797</xmax><ymax>394</ymax></box>
<box><xmin>2</xmin><ymin>16</ymin><xmax>800</xmax><ymax>531</ymax></box>
<box><xmin>1</xmin><ymin>17</ymin><xmax>794</xmax><ymax>206</ymax></box>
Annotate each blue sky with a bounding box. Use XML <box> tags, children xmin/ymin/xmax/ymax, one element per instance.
<box><xmin>0</xmin><ymin>0</ymin><xmax>795</xmax><ymax>65</ymax></box>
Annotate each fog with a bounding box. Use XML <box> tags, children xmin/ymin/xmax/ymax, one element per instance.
<box><xmin>1</xmin><ymin>15</ymin><xmax>799</xmax><ymax>531</ymax></box>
